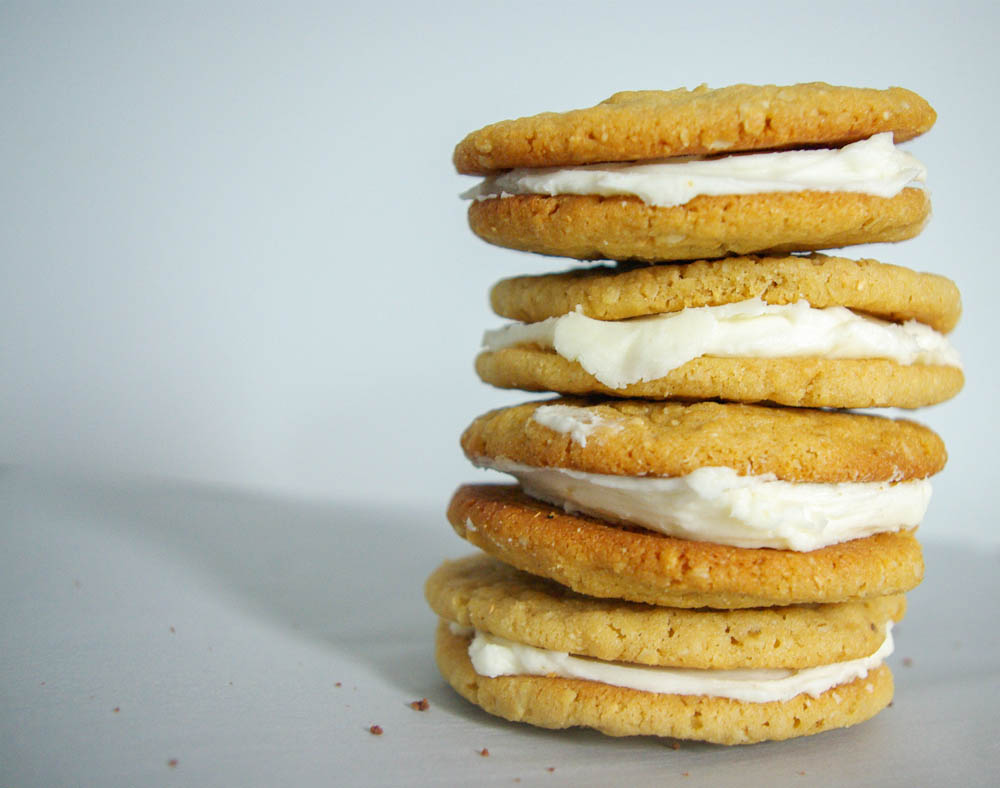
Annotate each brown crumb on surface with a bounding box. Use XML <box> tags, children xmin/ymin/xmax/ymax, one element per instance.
<box><xmin>902</xmin><ymin>657</ymin><xmax>913</xmax><ymax>667</ymax></box>
<box><xmin>799</xmin><ymin>772</ymin><xmax>806</xmax><ymax>776</ymax></box>
<box><xmin>169</xmin><ymin>626</ymin><xmax>175</xmax><ymax>634</ymax></box>
<box><xmin>683</xmin><ymin>773</ymin><xmax>690</xmax><ymax>778</ymax></box>
<box><xmin>409</xmin><ymin>697</ymin><xmax>430</xmax><ymax>711</ymax></box>
<box><xmin>671</xmin><ymin>741</ymin><xmax>681</xmax><ymax>750</ymax></box>
<box><xmin>113</xmin><ymin>707</ymin><xmax>120</xmax><ymax>713</ymax></box>
<box><xmin>547</xmin><ymin>766</ymin><xmax>555</xmax><ymax>772</ymax></box>
<box><xmin>335</xmin><ymin>682</ymin><xmax>342</xmax><ymax>687</ymax></box>
<box><xmin>888</xmin><ymin>701</ymin><xmax>894</xmax><ymax>708</ymax></box>
<box><xmin>167</xmin><ymin>759</ymin><xmax>178</xmax><ymax>768</ymax></box>
<box><xmin>369</xmin><ymin>725</ymin><xmax>383</xmax><ymax>736</ymax></box>
<box><xmin>479</xmin><ymin>748</ymin><xmax>490</xmax><ymax>757</ymax></box>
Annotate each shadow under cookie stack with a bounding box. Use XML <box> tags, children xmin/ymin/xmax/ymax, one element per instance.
<box><xmin>425</xmin><ymin>83</ymin><xmax>963</xmax><ymax>745</ymax></box>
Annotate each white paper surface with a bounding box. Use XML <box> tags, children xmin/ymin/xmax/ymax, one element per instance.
<box><xmin>1</xmin><ymin>468</ymin><xmax>997</xmax><ymax>787</ymax></box>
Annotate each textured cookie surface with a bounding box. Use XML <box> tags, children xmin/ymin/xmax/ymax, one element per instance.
<box><xmin>426</xmin><ymin>554</ymin><xmax>904</xmax><ymax>669</ymax></box>
<box><xmin>454</xmin><ymin>83</ymin><xmax>935</xmax><ymax>174</ymax></box>
<box><xmin>436</xmin><ymin>623</ymin><xmax>894</xmax><ymax>745</ymax></box>
<box><xmin>461</xmin><ymin>399</ymin><xmax>946</xmax><ymax>483</ymax></box>
<box><xmin>491</xmin><ymin>254</ymin><xmax>961</xmax><ymax>333</ymax></box>
<box><xmin>476</xmin><ymin>348</ymin><xmax>964</xmax><ymax>409</ymax></box>
<box><xmin>467</xmin><ymin>189</ymin><xmax>930</xmax><ymax>262</ymax></box>
<box><xmin>447</xmin><ymin>485</ymin><xmax>924</xmax><ymax>608</ymax></box>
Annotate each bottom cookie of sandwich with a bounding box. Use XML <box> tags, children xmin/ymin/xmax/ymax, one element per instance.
<box><xmin>435</xmin><ymin>621</ymin><xmax>894</xmax><ymax>745</ymax></box>
<box><xmin>448</xmin><ymin>484</ymin><xmax>924</xmax><ymax>608</ymax></box>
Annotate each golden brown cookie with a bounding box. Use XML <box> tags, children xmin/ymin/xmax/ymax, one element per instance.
<box><xmin>461</xmin><ymin>399</ymin><xmax>946</xmax><ymax>483</ymax></box>
<box><xmin>426</xmin><ymin>554</ymin><xmax>904</xmax><ymax>669</ymax></box>
<box><xmin>436</xmin><ymin>622</ymin><xmax>894</xmax><ymax>745</ymax></box>
<box><xmin>447</xmin><ymin>485</ymin><xmax>924</xmax><ymax>608</ymax></box>
<box><xmin>467</xmin><ymin>189</ymin><xmax>930</xmax><ymax>262</ymax></box>
<box><xmin>454</xmin><ymin>84</ymin><xmax>935</xmax><ymax>173</ymax></box>
<box><xmin>490</xmin><ymin>254</ymin><xmax>961</xmax><ymax>333</ymax></box>
<box><xmin>475</xmin><ymin>349</ymin><xmax>964</xmax><ymax>409</ymax></box>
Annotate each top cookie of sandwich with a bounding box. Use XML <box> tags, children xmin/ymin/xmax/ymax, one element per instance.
<box><xmin>461</xmin><ymin>399</ymin><xmax>946</xmax><ymax>483</ymax></box>
<box><xmin>454</xmin><ymin>83</ymin><xmax>936</xmax><ymax>174</ymax></box>
<box><xmin>491</xmin><ymin>253</ymin><xmax>961</xmax><ymax>333</ymax></box>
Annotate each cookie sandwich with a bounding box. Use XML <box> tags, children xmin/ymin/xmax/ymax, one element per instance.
<box><xmin>477</xmin><ymin>254</ymin><xmax>963</xmax><ymax>408</ymax></box>
<box><xmin>451</xmin><ymin>399</ymin><xmax>940</xmax><ymax>608</ymax></box>
<box><xmin>428</xmin><ymin>554</ymin><xmax>905</xmax><ymax>745</ymax></box>
<box><xmin>456</xmin><ymin>84</ymin><xmax>936</xmax><ymax>261</ymax></box>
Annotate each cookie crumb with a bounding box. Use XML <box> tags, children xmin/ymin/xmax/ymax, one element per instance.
<box><xmin>888</xmin><ymin>701</ymin><xmax>894</xmax><ymax>708</ymax></box>
<box><xmin>547</xmin><ymin>766</ymin><xmax>555</xmax><ymax>772</ymax></box>
<box><xmin>479</xmin><ymin>748</ymin><xmax>490</xmax><ymax>757</ymax></box>
<box><xmin>671</xmin><ymin>741</ymin><xmax>681</xmax><ymax>750</ymax></box>
<box><xmin>167</xmin><ymin>759</ymin><xmax>178</xmax><ymax>768</ymax></box>
<box><xmin>798</xmin><ymin>771</ymin><xmax>806</xmax><ymax>776</ymax></box>
<box><xmin>335</xmin><ymin>682</ymin><xmax>342</xmax><ymax>688</ymax></box>
<box><xmin>409</xmin><ymin>697</ymin><xmax>430</xmax><ymax>711</ymax></box>
<box><xmin>369</xmin><ymin>725</ymin><xmax>383</xmax><ymax>736</ymax></box>
<box><xmin>682</xmin><ymin>773</ymin><xmax>690</xmax><ymax>778</ymax></box>
<box><xmin>169</xmin><ymin>626</ymin><xmax>175</xmax><ymax>634</ymax></box>
<box><xmin>902</xmin><ymin>657</ymin><xmax>913</xmax><ymax>667</ymax></box>
<box><xmin>113</xmin><ymin>707</ymin><xmax>120</xmax><ymax>713</ymax></box>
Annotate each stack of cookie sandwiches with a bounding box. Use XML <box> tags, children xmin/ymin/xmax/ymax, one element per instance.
<box><xmin>428</xmin><ymin>84</ymin><xmax>963</xmax><ymax>745</ymax></box>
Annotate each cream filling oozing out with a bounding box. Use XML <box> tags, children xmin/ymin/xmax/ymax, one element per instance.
<box><xmin>478</xmin><ymin>456</ymin><xmax>930</xmax><ymax>551</ymax></box>
<box><xmin>530</xmin><ymin>404</ymin><xmax>625</xmax><ymax>448</ymax></box>
<box><xmin>456</xmin><ymin>622</ymin><xmax>894</xmax><ymax>704</ymax></box>
<box><xmin>482</xmin><ymin>298</ymin><xmax>961</xmax><ymax>389</ymax></box>
<box><xmin>462</xmin><ymin>133</ymin><xmax>926</xmax><ymax>207</ymax></box>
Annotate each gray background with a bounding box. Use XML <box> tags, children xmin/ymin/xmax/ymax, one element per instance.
<box><xmin>3</xmin><ymin>3</ymin><xmax>999</xmax><ymax>786</ymax></box>
<box><xmin>1</xmin><ymin>0</ymin><xmax>996</xmax><ymax>544</ymax></box>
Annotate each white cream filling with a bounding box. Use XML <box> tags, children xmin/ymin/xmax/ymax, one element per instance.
<box><xmin>530</xmin><ymin>404</ymin><xmax>625</xmax><ymax>448</ymax></box>
<box><xmin>478</xmin><ymin>458</ymin><xmax>930</xmax><ymax>551</ymax></box>
<box><xmin>465</xmin><ymin>623</ymin><xmax>894</xmax><ymax>704</ymax></box>
<box><xmin>482</xmin><ymin>298</ymin><xmax>961</xmax><ymax>389</ymax></box>
<box><xmin>462</xmin><ymin>133</ymin><xmax>925</xmax><ymax>207</ymax></box>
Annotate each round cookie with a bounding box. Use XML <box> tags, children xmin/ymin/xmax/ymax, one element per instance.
<box><xmin>475</xmin><ymin>349</ymin><xmax>963</xmax><ymax>409</ymax></box>
<box><xmin>467</xmin><ymin>188</ymin><xmax>930</xmax><ymax>262</ymax></box>
<box><xmin>461</xmin><ymin>399</ymin><xmax>946</xmax><ymax>483</ymax></box>
<box><xmin>448</xmin><ymin>485</ymin><xmax>924</xmax><ymax>608</ymax></box>
<box><xmin>426</xmin><ymin>554</ymin><xmax>905</xmax><ymax>669</ymax></box>
<box><xmin>436</xmin><ymin>622</ymin><xmax>894</xmax><ymax>745</ymax></box>
<box><xmin>490</xmin><ymin>254</ymin><xmax>961</xmax><ymax>333</ymax></box>
<box><xmin>454</xmin><ymin>83</ymin><xmax>935</xmax><ymax>173</ymax></box>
